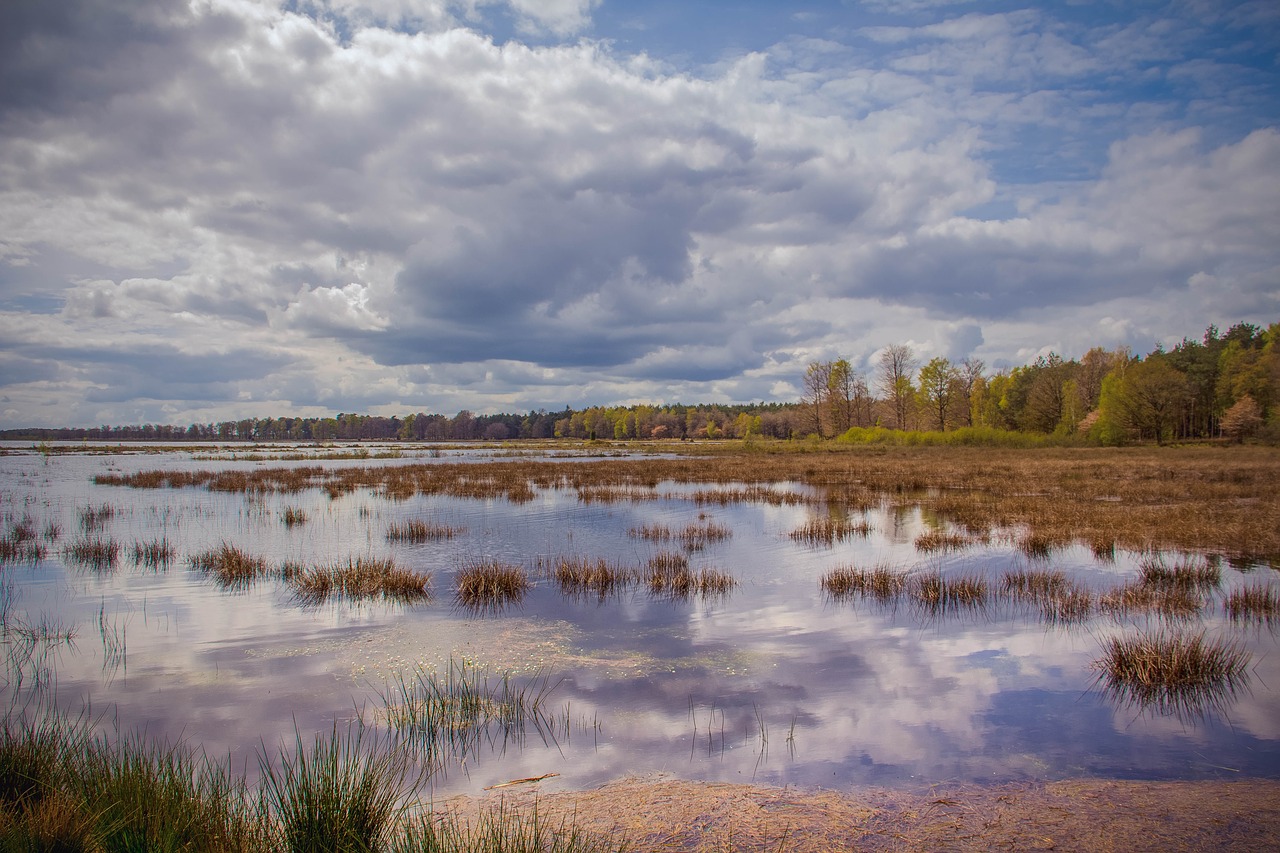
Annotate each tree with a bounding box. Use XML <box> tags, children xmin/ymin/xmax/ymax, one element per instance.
<box><xmin>827</xmin><ymin>359</ymin><xmax>855</xmax><ymax>434</ymax></box>
<box><xmin>1109</xmin><ymin>357</ymin><xmax>1190</xmax><ymax>445</ymax></box>
<box><xmin>802</xmin><ymin>361</ymin><xmax>833</xmax><ymax>437</ymax></box>
<box><xmin>877</xmin><ymin>344</ymin><xmax>917</xmax><ymax>430</ymax></box>
<box><xmin>917</xmin><ymin>357</ymin><xmax>960</xmax><ymax>431</ymax></box>
<box><xmin>1220</xmin><ymin>395</ymin><xmax>1263</xmax><ymax>442</ymax></box>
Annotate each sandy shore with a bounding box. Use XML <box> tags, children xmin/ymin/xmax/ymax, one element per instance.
<box><xmin>439</xmin><ymin>775</ymin><xmax>1280</xmax><ymax>851</ymax></box>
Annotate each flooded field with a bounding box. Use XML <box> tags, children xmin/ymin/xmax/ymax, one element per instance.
<box><xmin>3</xmin><ymin>441</ymin><xmax>1279</xmax><ymax>802</ymax></box>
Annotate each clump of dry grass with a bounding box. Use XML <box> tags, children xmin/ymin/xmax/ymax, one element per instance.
<box><xmin>131</xmin><ymin>537</ymin><xmax>175</xmax><ymax>570</ymax></box>
<box><xmin>1091</xmin><ymin>630</ymin><xmax>1251</xmax><ymax>719</ymax></box>
<box><xmin>628</xmin><ymin>523</ymin><xmax>672</xmax><ymax>541</ymax></box>
<box><xmin>1225</xmin><ymin>584</ymin><xmax>1279</xmax><ymax>626</ymax></box>
<box><xmin>1098</xmin><ymin>583</ymin><xmax>1204</xmax><ymax>620</ymax></box>
<box><xmin>77</xmin><ymin>504</ymin><xmax>114</xmax><ymax>532</ymax></box>
<box><xmin>290</xmin><ymin>557</ymin><xmax>432</xmax><ymax>605</ymax></box>
<box><xmin>191</xmin><ymin>543</ymin><xmax>271</xmax><ymax>590</ymax></box>
<box><xmin>910</xmin><ymin>571</ymin><xmax>989</xmax><ymax>616</ymax></box>
<box><xmin>455</xmin><ymin>561</ymin><xmax>530</xmax><ymax>612</ymax></box>
<box><xmin>279</xmin><ymin>506</ymin><xmax>308</xmax><ymax>528</ymax></box>
<box><xmin>1003</xmin><ymin>569</ymin><xmax>1068</xmax><ymax>602</ymax></box>
<box><xmin>387</xmin><ymin>519</ymin><xmax>463</xmax><ymax>543</ymax></box>
<box><xmin>552</xmin><ymin>557</ymin><xmax>634</xmax><ymax>600</ymax></box>
<box><xmin>821</xmin><ymin>565</ymin><xmax>906</xmax><ymax>603</ymax></box>
<box><xmin>1138</xmin><ymin>556</ymin><xmax>1221</xmax><ymax>591</ymax></box>
<box><xmin>63</xmin><ymin>536</ymin><xmax>120</xmax><ymax>572</ymax></box>
<box><xmin>914</xmin><ymin>529</ymin><xmax>973</xmax><ymax>553</ymax></box>
<box><xmin>677</xmin><ymin>521</ymin><xmax>732</xmax><ymax>551</ymax></box>
<box><xmin>788</xmin><ymin>517</ymin><xmax>872</xmax><ymax>547</ymax></box>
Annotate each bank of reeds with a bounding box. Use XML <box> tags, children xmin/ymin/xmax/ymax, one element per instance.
<box><xmin>291</xmin><ymin>558</ymin><xmax>432</xmax><ymax>605</ymax></box>
<box><xmin>1090</xmin><ymin>630</ymin><xmax>1251</xmax><ymax>719</ymax></box>
<box><xmin>387</xmin><ymin>520</ymin><xmax>463</xmax><ymax>543</ymax></box>
<box><xmin>0</xmin><ymin>711</ymin><xmax>620</xmax><ymax>852</ymax></box>
<box><xmin>454</xmin><ymin>561</ymin><xmax>530</xmax><ymax>612</ymax></box>
<box><xmin>91</xmin><ymin>447</ymin><xmax>1280</xmax><ymax>559</ymax></box>
<box><xmin>191</xmin><ymin>544</ymin><xmax>272</xmax><ymax>591</ymax></box>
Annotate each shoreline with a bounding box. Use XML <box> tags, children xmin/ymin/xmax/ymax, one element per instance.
<box><xmin>446</xmin><ymin>775</ymin><xmax>1280</xmax><ymax>851</ymax></box>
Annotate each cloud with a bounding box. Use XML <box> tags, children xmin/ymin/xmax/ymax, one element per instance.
<box><xmin>0</xmin><ymin>0</ymin><xmax>1276</xmax><ymax>426</ymax></box>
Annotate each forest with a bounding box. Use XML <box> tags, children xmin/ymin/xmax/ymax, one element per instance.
<box><xmin>4</xmin><ymin>321</ymin><xmax>1277</xmax><ymax>446</ymax></box>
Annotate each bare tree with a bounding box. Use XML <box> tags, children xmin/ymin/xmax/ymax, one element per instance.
<box><xmin>877</xmin><ymin>344</ymin><xmax>918</xmax><ymax>429</ymax></box>
<box><xmin>802</xmin><ymin>361</ymin><xmax>833</xmax><ymax>437</ymax></box>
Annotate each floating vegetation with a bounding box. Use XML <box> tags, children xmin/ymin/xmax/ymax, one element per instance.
<box><xmin>788</xmin><ymin>516</ymin><xmax>872</xmax><ymax>547</ymax></box>
<box><xmin>131</xmin><ymin>537</ymin><xmax>176</xmax><ymax>570</ymax></box>
<box><xmin>387</xmin><ymin>519</ymin><xmax>463</xmax><ymax>543</ymax></box>
<box><xmin>191</xmin><ymin>543</ymin><xmax>271</xmax><ymax>591</ymax></box>
<box><xmin>821</xmin><ymin>565</ymin><xmax>906</xmax><ymax>603</ymax></box>
<box><xmin>280</xmin><ymin>506</ymin><xmax>308</xmax><ymax>528</ymax></box>
<box><xmin>291</xmin><ymin>558</ymin><xmax>432</xmax><ymax>605</ymax></box>
<box><xmin>63</xmin><ymin>536</ymin><xmax>120</xmax><ymax>572</ymax></box>
<box><xmin>1091</xmin><ymin>630</ymin><xmax>1251</xmax><ymax>721</ymax></box>
<box><xmin>454</xmin><ymin>561</ymin><xmax>530</xmax><ymax>613</ymax></box>
<box><xmin>1225</xmin><ymin>584</ymin><xmax>1280</xmax><ymax>627</ymax></box>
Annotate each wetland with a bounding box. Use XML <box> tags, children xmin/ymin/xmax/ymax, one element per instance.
<box><xmin>2</xmin><ymin>440</ymin><xmax>1279</xmax><ymax>848</ymax></box>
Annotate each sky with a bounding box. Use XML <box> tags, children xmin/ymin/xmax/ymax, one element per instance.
<box><xmin>1</xmin><ymin>0</ymin><xmax>1278</xmax><ymax>429</ymax></box>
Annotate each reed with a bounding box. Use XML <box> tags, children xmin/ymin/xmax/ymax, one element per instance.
<box><xmin>191</xmin><ymin>544</ymin><xmax>271</xmax><ymax>591</ymax></box>
<box><xmin>1098</xmin><ymin>582</ymin><xmax>1204</xmax><ymax>620</ymax></box>
<box><xmin>132</xmin><ymin>537</ymin><xmax>176</xmax><ymax>570</ymax></box>
<box><xmin>676</xmin><ymin>521</ymin><xmax>732</xmax><ymax>551</ymax></box>
<box><xmin>78</xmin><ymin>504</ymin><xmax>114</xmax><ymax>533</ymax></box>
<box><xmin>454</xmin><ymin>561</ymin><xmax>530</xmax><ymax>612</ymax></box>
<box><xmin>1091</xmin><ymin>630</ymin><xmax>1251</xmax><ymax>719</ymax></box>
<box><xmin>380</xmin><ymin>659</ymin><xmax>562</xmax><ymax>767</ymax></box>
<box><xmin>788</xmin><ymin>516</ymin><xmax>873</xmax><ymax>546</ymax></box>
<box><xmin>259</xmin><ymin>724</ymin><xmax>411</xmax><ymax>853</ymax></box>
<box><xmin>913</xmin><ymin>529</ymin><xmax>972</xmax><ymax>553</ymax></box>
<box><xmin>628</xmin><ymin>523</ymin><xmax>672</xmax><ymax>541</ymax></box>
<box><xmin>910</xmin><ymin>571</ymin><xmax>989</xmax><ymax>616</ymax></box>
<box><xmin>1137</xmin><ymin>556</ymin><xmax>1221</xmax><ymax>591</ymax></box>
<box><xmin>290</xmin><ymin>558</ymin><xmax>432</xmax><ymax>605</ymax></box>
<box><xmin>387</xmin><ymin>520</ymin><xmax>464</xmax><ymax>543</ymax></box>
<box><xmin>1002</xmin><ymin>569</ymin><xmax>1068</xmax><ymax>602</ymax></box>
<box><xmin>63</xmin><ymin>536</ymin><xmax>121</xmax><ymax>572</ymax></box>
<box><xmin>280</xmin><ymin>506</ymin><xmax>308</xmax><ymax>528</ymax></box>
<box><xmin>821</xmin><ymin>565</ymin><xmax>906</xmax><ymax>603</ymax></box>
<box><xmin>1225</xmin><ymin>584</ymin><xmax>1280</xmax><ymax>626</ymax></box>
<box><xmin>551</xmin><ymin>556</ymin><xmax>635</xmax><ymax>599</ymax></box>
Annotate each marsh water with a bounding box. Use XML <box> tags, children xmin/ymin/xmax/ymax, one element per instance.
<box><xmin>3</xmin><ymin>442</ymin><xmax>1279</xmax><ymax>796</ymax></box>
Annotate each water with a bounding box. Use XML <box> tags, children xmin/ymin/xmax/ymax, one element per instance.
<box><xmin>3</xmin><ymin>442</ymin><xmax>1278</xmax><ymax>796</ymax></box>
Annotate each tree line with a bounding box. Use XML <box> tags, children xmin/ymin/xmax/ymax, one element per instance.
<box><xmin>800</xmin><ymin>321</ymin><xmax>1278</xmax><ymax>444</ymax></box>
<box><xmin>4</xmin><ymin>321</ymin><xmax>1276</xmax><ymax>446</ymax></box>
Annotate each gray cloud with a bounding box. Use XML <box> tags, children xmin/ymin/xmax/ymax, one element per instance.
<box><xmin>0</xmin><ymin>0</ymin><xmax>1276</xmax><ymax>427</ymax></box>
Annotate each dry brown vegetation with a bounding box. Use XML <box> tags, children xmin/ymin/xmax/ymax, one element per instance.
<box><xmin>454</xmin><ymin>560</ymin><xmax>531</xmax><ymax>612</ymax></box>
<box><xmin>290</xmin><ymin>557</ymin><xmax>432</xmax><ymax>604</ymax></box>
<box><xmin>95</xmin><ymin>445</ymin><xmax>1280</xmax><ymax>560</ymax></box>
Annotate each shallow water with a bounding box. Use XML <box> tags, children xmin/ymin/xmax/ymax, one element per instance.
<box><xmin>2</xmin><ymin>442</ymin><xmax>1278</xmax><ymax>796</ymax></box>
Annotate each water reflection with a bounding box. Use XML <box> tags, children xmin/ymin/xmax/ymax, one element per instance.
<box><xmin>1</xmin><ymin>444</ymin><xmax>1279</xmax><ymax>796</ymax></box>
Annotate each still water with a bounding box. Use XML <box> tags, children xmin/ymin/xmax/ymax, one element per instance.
<box><xmin>3</xmin><ymin>443</ymin><xmax>1278</xmax><ymax>796</ymax></box>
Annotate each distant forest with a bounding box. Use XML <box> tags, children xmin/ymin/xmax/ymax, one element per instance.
<box><xmin>4</xmin><ymin>322</ymin><xmax>1277</xmax><ymax>446</ymax></box>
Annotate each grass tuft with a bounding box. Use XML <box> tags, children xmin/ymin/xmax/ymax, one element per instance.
<box><xmin>1091</xmin><ymin>630</ymin><xmax>1251</xmax><ymax>720</ymax></box>
<box><xmin>387</xmin><ymin>520</ymin><xmax>464</xmax><ymax>543</ymax></box>
<box><xmin>290</xmin><ymin>558</ymin><xmax>432</xmax><ymax>605</ymax></box>
<box><xmin>454</xmin><ymin>561</ymin><xmax>530</xmax><ymax>613</ymax></box>
<box><xmin>191</xmin><ymin>544</ymin><xmax>271</xmax><ymax>591</ymax></box>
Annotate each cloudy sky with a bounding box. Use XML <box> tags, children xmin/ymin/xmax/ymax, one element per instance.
<box><xmin>2</xmin><ymin>0</ymin><xmax>1278</xmax><ymax>428</ymax></box>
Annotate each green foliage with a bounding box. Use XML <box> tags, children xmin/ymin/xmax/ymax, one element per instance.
<box><xmin>836</xmin><ymin>425</ymin><xmax>1054</xmax><ymax>448</ymax></box>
